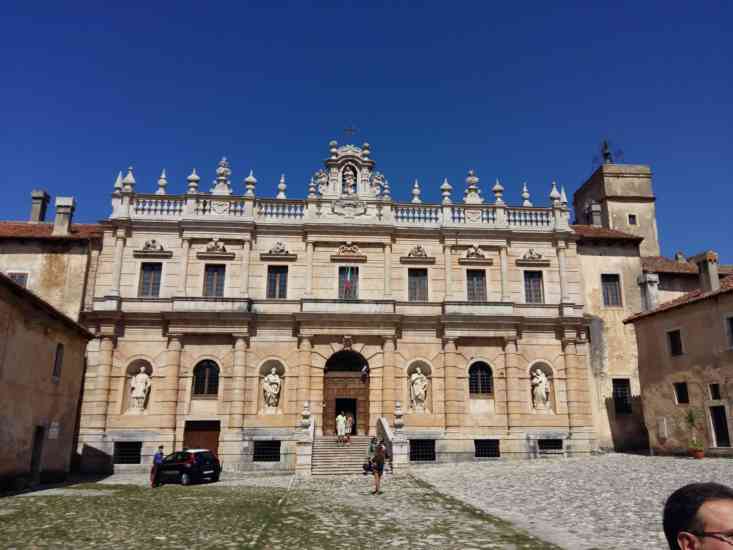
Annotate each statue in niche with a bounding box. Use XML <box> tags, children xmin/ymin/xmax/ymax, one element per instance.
<box><xmin>409</xmin><ymin>367</ymin><xmax>429</xmax><ymax>412</ymax></box>
<box><xmin>465</xmin><ymin>244</ymin><xmax>485</xmax><ymax>259</ymax></box>
<box><xmin>128</xmin><ymin>366</ymin><xmax>151</xmax><ymax>412</ymax></box>
<box><xmin>342</xmin><ymin>166</ymin><xmax>357</xmax><ymax>195</ymax></box>
<box><xmin>314</xmin><ymin>169</ymin><xmax>329</xmax><ymax>195</ymax></box>
<box><xmin>531</xmin><ymin>369</ymin><xmax>550</xmax><ymax>410</ymax></box>
<box><xmin>262</xmin><ymin>367</ymin><xmax>282</xmax><ymax>410</ymax></box>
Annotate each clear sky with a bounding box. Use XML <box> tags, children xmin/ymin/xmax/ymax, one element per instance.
<box><xmin>1</xmin><ymin>2</ymin><xmax>731</xmax><ymax>260</ymax></box>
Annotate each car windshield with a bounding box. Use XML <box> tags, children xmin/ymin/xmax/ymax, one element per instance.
<box><xmin>196</xmin><ymin>452</ymin><xmax>215</xmax><ymax>462</ymax></box>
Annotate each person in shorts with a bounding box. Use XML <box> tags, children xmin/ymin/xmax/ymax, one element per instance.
<box><xmin>335</xmin><ymin>411</ymin><xmax>347</xmax><ymax>446</ymax></box>
<box><xmin>372</xmin><ymin>439</ymin><xmax>386</xmax><ymax>495</ymax></box>
<box><xmin>345</xmin><ymin>414</ymin><xmax>354</xmax><ymax>445</ymax></box>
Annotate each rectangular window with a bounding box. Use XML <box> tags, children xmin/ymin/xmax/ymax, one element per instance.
<box><xmin>113</xmin><ymin>441</ymin><xmax>142</xmax><ymax>464</ymax></box>
<box><xmin>266</xmin><ymin>266</ymin><xmax>288</xmax><ymax>299</ymax></box>
<box><xmin>628</xmin><ymin>214</ymin><xmax>638</xmax><ymax>226</ymax></box>
<box><xmin>408</xmin><ymin>268</ymin><xmax>428</xmax><ymax>302</ymax></box>
<box><xmin>674</xmin><ymin>382</ymin><xmax>690</xmax><ymax>404</ymax></box>
<box><xmin>710</xmin><ymin>383</ymin><xmax>722</xmax><ymax>401</ymax></box>
<box><xmin>668</xmin><ymin>329</ymin><xmax>683</xmax><ymax>356</ymax></box>
<box><xmin>138</xmin><ymin>263</ymin><xmax>162</xmax><ymax>297</ymax></box>
<box><xmin>474</xmin><ymin>439</ymin><xmax>500</xmax><ymax>458</ymax></box>
<box><xmin>52</xmin><ymin>343</ymin><xmax>64</xmax><ymax>381</ymax></box>
<box><xmin>524</xmin><ymin>271</ymin><xmax>544</xmax><ymax>304</ymax></box>
<box><xmin>612</xmin><ymin>378</ymin><xmax>633</xmax><ymax>415</ymax></box>
<box><xmin>338</xmin><ymin>266</ymin><xmax>359</xmax><ymax>300</ymax></box>
<box><xmin>203</xmin><ymin>265</ymin><xmax>225</xmax><ymax>297</ymax></box>
<box><xmin>466</xmin><ymin>270</ymin><xmax>487</xmax><ymax>302</ymax></box>
<box><xmin>601</xmin><ymin>274</ymin><xmax>622</xmax><ymax>307</ymax></box>
<box><xmin>253</xmin><ymin>441</ymin><xmax>281</xmax><ymax>462</ymax></box>
<box><xmin>7</xmin><ymin>272</ymin><xmax>28</xmax><ymax>287</ymax></box>
<box><xmin>409</xmin><ymin>439</ymin><xmax>436</xmax><ymax>462</ymax></box>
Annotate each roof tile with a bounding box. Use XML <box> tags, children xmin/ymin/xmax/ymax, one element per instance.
<box><xmin>0</xmin><ymin>221</ymin><xmax>102</xmax><ymax>240</ymax></box>
<box><xmin>570</xmin><ymin>224</ymin><xmax>643</xmax><ymax>241</ymax></box>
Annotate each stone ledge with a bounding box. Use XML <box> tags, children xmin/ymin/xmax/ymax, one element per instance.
<box><xmin>330</xmin><ymin>254</ymin><xmax>367</xmax><ymax>263</ymax></box>
<box><xmin>458</xmin><ymin>258</ymin><xmax>494</xmax><ymax>265</ymax></box>
<box><xmin>196</xmin><ymin>252</ymin><xmax>236</xmax><ymax>260</ymax></box>
<box><xmin>399</xmin><ymin>256</ymin><xmax>436</xmax><ymax>264</ymax></box>
<box><xmin>132</xmin><ymin>250</ymin><xmax>174</xmax><ymax>259</ymax></box>
<box><xmin>259</xmin><ymin>253</ymin><xmax>298</xmax><ymax>261</ymax></box>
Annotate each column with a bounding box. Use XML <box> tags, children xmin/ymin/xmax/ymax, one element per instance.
<box><xmin>557</xmin><ymin>241</ymin><xmax>570</xmax><ymax>303</ymax></box>
<box><xmin>163</xmin><ymin>335</ymin><xmax>182</xmax><ymax>430</ymax></box>
<box><xmin>240</xmin><ymin>240</ymin><xmax>251</xmax><ymax>298</ymax></box>
<box><xmin>499</xmin><ymin>246</ymin><xmax>510</xmax><ymax>301</ymax></box>
<box><xmin>443</xmin><ymin>243</ymin><xmax>452</xmax><ymax>301</ymax></box>
<box><xmin>230</xmin><ymin>335</ymin><xmax>248</xmax><ymax>428</ymax></box>
<box><xmin>109</xmin><ymin>228</ymin><xmax>126</xmax><ymax>296</ymax></box>
<box><xmin>444</xmin><ymin>338</ymin><xmax>463</xmax><ymax>429</ymax></box>
<box><xmin>382</xmin><ymin>336</ymin><xmax>396</xmax><ymax>424</ymax></box>
<box><xmin>503</xmin><ymin>337</ymin><xmax>522</xmax><ymax>431</ymax></box>
<box><xmin>305</xmin><ymin>241</ymin><xmax>314</xmax><ymax>297</ymax></box>
<box><xmin>178</xmin><ymin>239</ymin><xmax>190</xmax><ymax>296</ymax></box>
<box><xmin>297</xmin><ymin>336</ymin><xmax>312</xmax><ymax>411</ymax></box>
<box><xmin>384</xmin><ymin>242</ymin><xmax>392</xmax><ymax>297</ymax></box>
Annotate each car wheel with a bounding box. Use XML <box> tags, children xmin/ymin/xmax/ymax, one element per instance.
<box><xmin>181</xmin><ymin>473</ymin><xmax>192</xmax><ymax>486</ymax></box>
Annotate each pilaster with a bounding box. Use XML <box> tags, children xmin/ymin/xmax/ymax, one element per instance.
<box><xmin>229</xmin><ymin>335</ymin><xmax>248</xmax><ymax>428</ymax></box>
<box><xmin>240</xmin><ymin>240</ymin><xmax>251</xmax><ymax>298</ymax></box>
<box><xmin>381</xmin><ymin>336</ymin><xmax>396</xmax><ymax>424</ymax></box>
<box><xmin>177</xmin><ymin>238</ymin><xmax>190</xmax><ymax>296</ymax></box>
<box><xmin>108</xmin><ymin>228</ymin><xmax>126</xmax><ymax>296</ymax></box>
<box><xmin>443</xmin><ymin>337</ymin><xmax>463</xmax><ymax>429</ymax></box>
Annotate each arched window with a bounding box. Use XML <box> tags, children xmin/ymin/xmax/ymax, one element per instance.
<box><xmin>469</xmin><ymin>362</ymin><xmax>493</xmax><ymax>396</ymax></box>
<box><xmin>192</xmin><ymin>360</ymin><xmax>219</xmax><ymax>397</ymax></box>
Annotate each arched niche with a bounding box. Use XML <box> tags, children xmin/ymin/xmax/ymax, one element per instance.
<box><xmin>123</xmin><ymin>359</ymin><xmax>154</xmax><ymax>414</ymax></box>
<box><xmin>406</xmin><ymin>360</ymin><xmax>432</xmax><ymax>413</ymax></box>
<box><xmin>529</xmin><ymin>362</ymin><xmax>556</xmax><ymax>414</ymax></box>
<box><xmin>259</xmin><ymin>359</ymin><xmax>286</xmax><ymax>414</ymax></box>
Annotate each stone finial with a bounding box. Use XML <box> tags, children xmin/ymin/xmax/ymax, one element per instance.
<box><xmin>440</xmin><ymin>178</ymin><xmax>453</xmax><ymax>205</ymax></box>
<box><xmin>362</xmin><ymin>142</ymin><xmax>370</xmax><ymax>159</ymax></box>
<box><xmin>122</xmin><ymin>166</ymin><xmax>136</xmax><ymax>192</ymax></box>
<box><xmin>276</xmin><ymin>174</ymin><xmax>287</xmax><ymax>199</ymax></box>
<box><xmin>492</xmin><ymin>178</ymin><xmax>505</xmax><ymax>205</ymax></box>
<box><xmin>156</xmin><ymin>169</ymin><xmax>168</xmax><ymax>195</ymax></box>
<box><xmin>464</xmin><ymin>169</ymin><xmax>484</xmax><ymax>204</ymax></box>
<box><xmin>411</xmin><ymin>179</ymin><xmax>422</xmax><ymax>204</ymax></box>
<box><xmin>560</xmin><ymin>185</ymin><xmax>568</xmax><ymax>206</ymax></box>
<box><xmin>307</xmin><ymin>176</ymin><xmax>317</xmax><ymax>199</ymax></box>
<box><xmin>394</xmin><ymin>401</ymin><xmax>404</xmax><ymax>432</ymax></box>
<box><xmin>602</xmin><ymin>139</ymin><xmax>613</xmax><ymax>164</ymax></box>
<box><xmin>113</xmin><ymin>171</ymin><xmax>123</xmax><ymax>192</ymax></box>
<box><xmin>329</xmin><ymin>140</ymin><xmax>338</xmax><ymax>159</ymax></box>
<box><xmin>187</xmin><ymin>169</ymin><xmax>200</xmax><ymax>194</ymax></box>
<box><xmin>549</xmin><ymin>181</ymin><xmax>561</xmax><ymax>205</ymax></box>
<box><xmin>521</xmin><ymin>182</ymin><xmax>532</xmax><ymax>207</ymax></box>
<box><xmin>211</xmin><ymin>157</ymin><xmax>232</xmax><ymax>195</ymax></box>
<box><xmin>382</xmin><ymin>178</ymin><xmax>392</xmax><ymax>201</ymax></box>
<box><xmin>244</xmin><ymin>170</ymin><xmax>257</xmax><ymax>197</ymax></box>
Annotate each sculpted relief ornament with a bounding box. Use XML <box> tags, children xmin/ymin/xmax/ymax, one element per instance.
<box><xmin>410</xmin><ymin>367</ymin><xmax>429</xmax><ymax>412</ymax></box>
<box><xmin>262</xmin><ymin>367</ymin><xmax>282</xmax><ymax>412</ymax></box>
<box><xmin>465</xmin><ymin>244</ymin><xmax>486</xmax><ymax>259</ymax></box>
<box><xmin>269</xmin><ymin>241</ymin><xmax>288</xmax><ymax>255</ymax></box>
<box><xmin>128</xmin><ymin>366</ymin><xmax>151</xmax><ymax>413</ymax></box>
<box><xmin>336</xmin><ymin>242</ymin><xmax>362</xmax><ymax>256</ymax></box>
<box><xmin>142</xmin><ymin>239</ymin><xmax>164</xmax><ymax>252</ymax></box>
<box><xmin>206</xmin><ymin>237</ymin><xmax>227</xmax><ymax>253</ymax></box>
<box><xmin>523</xmin><ymin>249</ymin><xmax>543</xmax><ymax>261</ymax></box>
<box><xmin>408</xmin><ymin>244</ymin><xmax>428</xmax><ymax>258</ymax></box>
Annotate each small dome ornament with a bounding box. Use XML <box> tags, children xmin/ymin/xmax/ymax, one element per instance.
<box><xmin>329</xmin><ymin>140</ymin><xmax>338</xmax><ymax>159</ymax></box>
<box><xmin>362</xmin><ymin>142</ymin><xmax>371</xmax><ymax>160</ymax></box>
<box><xmin>187</xmin><ymin>169</ymin><xmax>200</xmax><ymax>194</ymax></box>
<box><xmin>411</xmin><ymin>179</ymin><xmax>422</xmax><ymax>204</ymax></box>
<box><xmin>549</xmin><ymin>181</ymin><xmax>561</xmax><ymax>205</ymax></box>
<box><xmin>521</xmin><ymin>182</ymin><xmax>532</xmax><ymax>207</ymax></box>
<box><xmin>464</xmin><ymin>169</ymin><xmax>484</xmax><ymax>204</ymax></box>
<box><xmin>244</xmin><ymin>170</ymin><xmax>257</xmax><ymax>197</ymax></box>
<box><xmin>440</xmin><ymin>177</ymin><xmax>453</xmax><ymax>205</ymax></box>
<box><xmin>276</xmin><ymin>174</ymin><xmax>287</xmax><ymax>199</ymax></box>
<box><xmin>492</xmin><ymin>178</ymin><xmax>505</xmax><ymax>205</ymax></box>
<box><xmin>156</xmin><ymin>169</ymin><xmax>168</xmax><ymax>195</ymax></box>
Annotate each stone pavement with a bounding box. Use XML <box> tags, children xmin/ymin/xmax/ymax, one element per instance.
<box><xmin>413</xmin><ymin>454</ymin><xmax>733</xmax><ymax>550</ymax></box>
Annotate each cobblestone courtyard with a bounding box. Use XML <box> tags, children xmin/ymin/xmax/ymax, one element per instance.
<box><xmin>1</xmin><ymin>454</ymin><xmax>731</xmax><ymax>549</ymax></box>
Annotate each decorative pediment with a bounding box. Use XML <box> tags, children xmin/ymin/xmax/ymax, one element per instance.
<box><xmin>197</xmin><ymin>237</ymin><xmax>235</xmax><ymax>260</ymax></box>
<box><xmin>400</xmin><ymin>244</ymin><xmax>436</xmax><ymax>264</ymax></box>
<box><xmin>133</xmin><ymin>239</ymin><xmax>173</xmax><ymax>258</ymax></box>
<box><xmin>330</xmin><ymin>241</ymin><xmax>367</xmax><ymax>263</ymax></box>
<box><xmin>516</xmin><ymin>248</ymin><xmax>551</xmax><ymax>267</ymax></box>
<box><xmin>458</xmin><ymin>244</ymin><xmax>493</xmax><ymax>265</ymax></box>
<box><xmin>260</xmin><ymin>241</ymin><xmax>297</xmax><ymax>261</ymax></box>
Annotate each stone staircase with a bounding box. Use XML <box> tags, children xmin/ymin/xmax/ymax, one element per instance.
<box><xmin>311</xmin><ymin>435</ymin><xmax>371</xmax><ymax>476</ymax></box>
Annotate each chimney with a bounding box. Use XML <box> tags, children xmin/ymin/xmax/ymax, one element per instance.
<box><xmin>30</xmin><ymin>189</ymin><xmax>50</xmax><ymax>222</ymax></box>
<box><xmin>590</xmin><ymin>201</ymin><xmax>603</xmax><ymax>227</ymax></box>
<box><xmin>52</xmin><ymin>197</ymin><xmax>76</xmax><ymax>236</ymax></box>
<box><xmin>690</xmin><ymin>250</ymin><xmax>720</xmax><ymax>293</ymax></box>
<box><xmin>638</xmin><ymin>273</ymin><xmax>660</xmax><ymax>310</ymax></box>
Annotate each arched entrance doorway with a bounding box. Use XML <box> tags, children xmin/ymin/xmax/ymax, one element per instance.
<box><xmin>323</xmin><ymin>350</ymin><xmax>369</xmax><ymax>435</ymax></box>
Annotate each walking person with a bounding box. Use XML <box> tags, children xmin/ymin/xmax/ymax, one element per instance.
<box><xmin>363</xmin><ymin>436</ymin><xmax>378</xmax><ymax>476</ymax></box>
<box><xmin>336</xmin><ymin>411</ymin><xmax>347</xmax><ymax>446</ymax></box>
<box><xmin>345</xmin><ymin>414</ymin><xmax>354</xmax><ymax>445</ymax></box>
<box><xmin>150</xmin><ymin>445</ymin><xmax>165</xmax><ymax>488</ymax></box>
<box><xmin>372</xmin><ymin>439</ymin><xmax>387</xmax><ymax>495</ymax></box>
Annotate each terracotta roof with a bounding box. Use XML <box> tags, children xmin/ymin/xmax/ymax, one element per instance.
<box><xmin>0</xmin><ymin>272</ymin><xmax>93</xmax><ymax>338</ymax></box>
<box><xmin>624</xmin><ymin>274</ymin><xmax>733</xmax><ymax>323</ymax></box>
<box><xmin>642</xmin><ymin>256</ymin><xmax>733</xmax><ymax>275</ymax></box>
<box><xmin>570</xmin><ymin>224</ymin><xmax>643</xmax><ymax>241</ymax></box>
<box><xmin>0</xmin><ymin>221</ymin><xmax>102</xmax><ymax>241</ymax></box>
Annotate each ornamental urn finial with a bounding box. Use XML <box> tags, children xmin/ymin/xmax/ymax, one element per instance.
<box><xmin>113</xmin><ymin>171</ymin><xmax>123</xmax><ymax>192</ymax></box>
<box><xmin>186</xmin><ymin>168</ymin><xmax>200</xmax><ymax>194</ymax></box>
<box><xmin>549</xmin><ymin>180</ymin><xmax>561</xmax><ymax>205</ymax></box>
<box><xmin>440</xmin><ymin>177</ymin><xmax>453</xmax><ymax>205</ymax></box>
<box><xmin>244</xmin><ymin>169</ymin><xmax>257</xmax><ymax>197</ymax></box>
<box><xmin>156</xmin><ymin>169</ymin><xmax>168</xmax><ymax>195</ymax></box>
<box><xmin>411</xmin><ymin>179</ymin><xmax>422</xmax><ymax>204</ymax></box>
<box><xmin>521</xmin><ymin>182</ymin><xmax>532</xmax><ymax>207</ymax></box>
<box><xmin>329</xmin><ymin>140</ymin><xmax>338</xmax><ymax>159</ymax></box>
<box><xmin>492</xmin><ymin>178</ymin><xmax>505</xmax><ymax>205</ymax></box>
<box><xmin>276</xmin><ymin>173</ymin><xmax>287</xmax><ymax>199</ymax></box>
<box><xmin>211</xmin><ymin>157</ymin><xmax>232</xmax><ymax>195</ymax></box>
<box><xmin>362</xmin><ymin>142</ymin><xmax>370</xmax><ymax>159</ymax></box>
<box><xmin>382</xmin><ymin>178</ymin><xmax>392</xmax><ymax>201</ymax></box>
<box><xmin>122</xmin><ymin>166</ymin><xmax>136</xmax><ymax>192</ymax></box>
<box><xmin>307</xmin><ymin>176</ymin><xmax>318</xmax><ymax>199</ymax></box>
<box><xmin>464</xmin><ymin>169</ymin><xmax>483</xmax><ymax>204</ymax></box>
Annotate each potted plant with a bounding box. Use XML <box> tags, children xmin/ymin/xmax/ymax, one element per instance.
<box><xmin>685</xmin><ymin>408</ymin><xmax>705</xmax><ymax>459</ymax></box>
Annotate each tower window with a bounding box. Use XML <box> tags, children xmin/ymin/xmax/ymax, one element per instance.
<box><xmin>601</xmin><ymin>274</ymin><xmax>622</xmax><ymax>307</ymax></box>
<box><xmin>628</xmin><ymin>214</ymin><xmax>638</xmax><ymax>226</ymax></box>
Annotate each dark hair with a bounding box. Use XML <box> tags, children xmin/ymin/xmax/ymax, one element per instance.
<box><xmin>663</xmin><ymin>482</ymin><xmax>733</xmax><ymax>549</ymax></box>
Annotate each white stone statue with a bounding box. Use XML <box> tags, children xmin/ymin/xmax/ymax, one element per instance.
<box><xmin>129</xmin><ymin>366</ymin><xmax>151</xmax><ymax>412</ymax></box>
<box><xmin>409</xmin><ymin>367</ymin><xmax>429</xmax><ymax>412</ymax></box>
<box><xmin>262</xmin><ymin>367</ymin><xmax>282</xmax><ymax>410</ymax></box>
<box><xmin>531</xmin><ymin>369</ymin><xmax>550</xmax><ymax>410</ymax></box>
<box><xmin>342</xmin><ymin>167</ymin><xmax>356</xmax><ymax>195</ymax></box>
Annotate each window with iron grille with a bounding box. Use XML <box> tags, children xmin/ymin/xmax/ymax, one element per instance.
<box><xmin>338</xmin><ymin>266</ymin><xmax>359</xmax><ymax>299</ymax></box>
<box><xmin>253</xmin><ymin>441</ymin><xmax>281</xmax><ymax>462</ymax></box>
<box><xmin>674</xmin><ymin>382</ymin><xmax>689</xmax><ymax>404</ymax></box>
<box><xmin>538</xmin><ymin>439</ymin><xmax>563</xmax><ymax>451</ymax></box>
<box><xmin>192</xmin><ymin>360</ymin><xmax>220</xmax><ymax>397</ymax></box>
<box><xmin>668</xmin><ymin>330</ymin><xmax>683</xmax><ymax>356</ymax></box>
<box><xmin>601</xmin><ymin>274</ymin><xmax>622</xmax><ymax>307</ymax></box>
<box><xmin>409</xmin><ymin>439</ymin><xmax>436</xmax><ymax>462</ymax></box>
<box><xmin>138</xmin><ymin>263</ymin><xmax>162</xmax><ymax>297</ymax></box>
<box><xmin>408</xmin><ymin>268</ymin><xmax>428</xmax><ymax>301</ymax></box>
<box><xmin>524</xmin><ymin>271</ymin><xmax>544</xmax><ymax>304</ymax></box>
<box><xmin>710</xmin><ymin>383</ymin><xmax>722</xmax><ymax>400</ymax></box>
<box><xmin>7</xmin><ymin>272</ymin><xmax>28</xmax><ymax>287</ymax></box>
<box><xmin>266</xmin><ymin>266</ymin><xmax>288</xmax><ymax>299</ymax></box>
<box><xmin>474</xmin><ymin>439</ymin><xmax>500</xmax><ymax>458</ymax></box>
<box><xmin>113</xmin><ymin>441</ymin><xmax>142</xmax><ymax>464</ymax></box>
<box><xmin>466</xmin><ymin>270</ymin><xmax>487</xmax><ymax>302</ymax></box>
<box><xmin>52</xmin><ymin>343</ymin><xmax>64</xmax><ymax>381</ymax></box>
<box><xmin>612</xmin><ymin>378</ymin><xmax>632</xmax><ymax>415</ymax></box>
<box><xmin>203</xmin><ymin>265</ymin><xmax>225</xmax><ymax>297</ymax></box>
<box><xmin>468</xmin><ymin>362</ymin><xmax>493</xmax><ymax>396</ymax></box>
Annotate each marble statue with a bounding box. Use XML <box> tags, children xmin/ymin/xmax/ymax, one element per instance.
<box><xmin>531</xmin><ymin>369</ymin><xmax>550</xmax><ymax>410</ymax></box>
<box><xmin>342</xmin><ymin>166</ymin><xmax>356</xmax><ymax>195</ymax></box>
<box><xmin>410</xmin><ymin>367</ymin><xmax>429</xmax><ymax>411</ymax></box>
<box><xmin>129</xmin><ymin>366</ymin><xmax>151</xmax><ymax>412</ymax></box>
<box><xmin>263</xmin><ymin>367</ymin><xmax>282</xmax><ymax>409</ymax></box>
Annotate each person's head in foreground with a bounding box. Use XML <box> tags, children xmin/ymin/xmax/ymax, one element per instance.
<box><xmin>664</xmin><ymin>482</ymin><xmax>733</xmax><ymax>549</ymax></box>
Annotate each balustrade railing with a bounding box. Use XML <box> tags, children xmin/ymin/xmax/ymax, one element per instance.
<box><xmin>507</xmin><ymin>208</ymin><xmax>553</xmax><ymax>228</ymax></box>
<box><xmin>255</xmin><ymin>199</ymin><xmax>305</xmax><ymax>220</ymax></box>
<box><xmin>193</xmin><ymin>197</ymin><xmax>247</xmax><ymax>217</ymax></box>
<box><xmin>450</xmin><ymin>205</ymin><xmax>497</xmax><ymax>225</ymax></box>
<box><xmin>393</xmin><ymin>204</ymin><xmax>441</xmax><ymax>224</ymax></box>
<box><xmin>132</xmin><ymin>196</ymin><xmax>185</xmax><ymax>217</ymax></box>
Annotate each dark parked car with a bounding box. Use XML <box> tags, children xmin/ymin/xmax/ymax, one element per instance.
<box><xmin>155</xmin><ymin>449</ymin><xmax>221</xmax><ymax>485</ymax></box>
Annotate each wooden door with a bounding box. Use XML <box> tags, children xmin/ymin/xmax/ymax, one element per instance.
<box><xmin>183</xmin><ymin>421</ymin><xmax>220</xmax><ymax>455</ymax></box>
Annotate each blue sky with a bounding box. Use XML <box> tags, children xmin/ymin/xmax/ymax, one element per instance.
<box><xmin>1</xmin><ymin>2</ymin><xmax>731</xmax><ymax>259</ymax></box>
